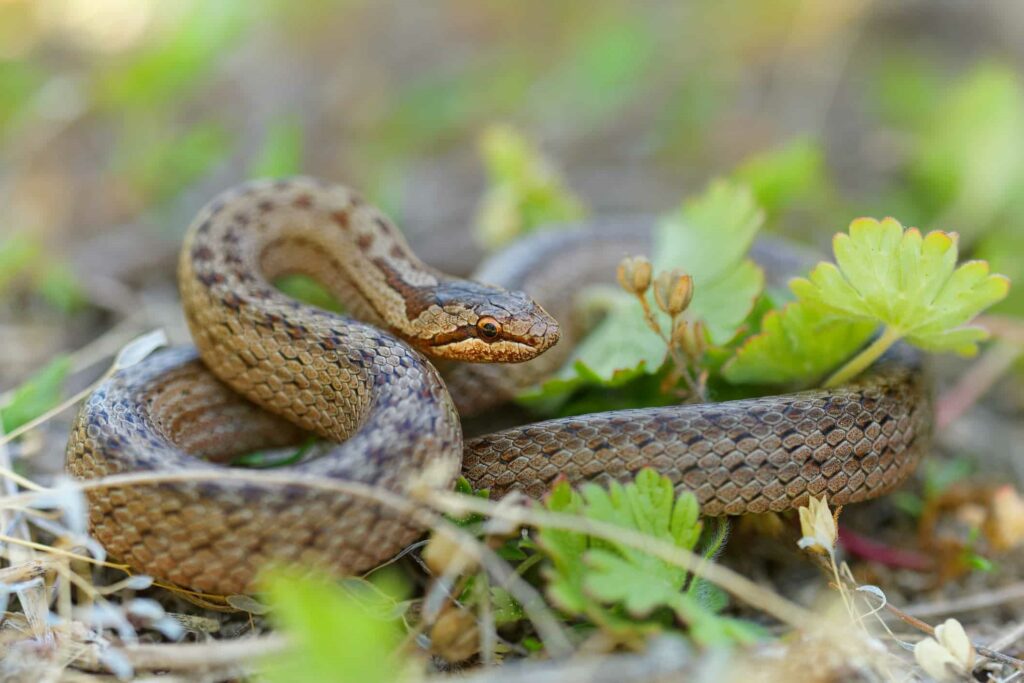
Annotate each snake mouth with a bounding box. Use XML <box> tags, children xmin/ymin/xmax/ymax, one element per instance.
<box><xmin>426</xmin><ymin>325</ymin><xmax>558</xmax><ymax>363</ymax></box>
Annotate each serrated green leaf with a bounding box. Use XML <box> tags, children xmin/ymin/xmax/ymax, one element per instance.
<box><xmin>536</xmin><ymin>469</ymin><xmax>756</xmax><ymax>643</ymax></box>
<box><xmin>583</xmin><ymin>549</ymin><xmax>683</xmax><ymax>618</ymax></box>
<box><xmin>1</xmin><ymin>357</ymin><xmax>71</xmax><ymax>433</ymax></box>
<box><xmin>261</xmin><ymin>570</ymin><xmax>405</xmax><ymax>683</ymax></box>
<box><xmin>790</xmin><ymin>217</ymin><xmax>1009</xmax><ymax>356</ymax></box>
<box><xmin>537</xmin><ymin>480</ymin><xmax>590</xmax><ymax>615</ymax></box>
<box><xmin>722</xmin><ymin>302</ymin><xmax>875</xmax><ymax>385</ymax></box>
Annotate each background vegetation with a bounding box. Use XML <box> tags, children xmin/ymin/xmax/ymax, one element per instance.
<box><xmin>2</xmin><ymin>1</ymin><xmax>1024</xmax><ymax>681</ymax></box>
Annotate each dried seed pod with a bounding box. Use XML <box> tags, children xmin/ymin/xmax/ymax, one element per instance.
<box><xmin>654</xmin><ymin>270</ymin><xmax>694</xmax><ymax>316</ymax></box>
<box><xmin>430</xmin><ymin>606</ymin><xmax>480</xmax><ymax>663</ymax></box>
<box><xmin>616</xmin><ymin>256</ymin><xmax>652</xmax><ymax>295</ymax></box>
<box><xmin>671</xmin><ymin>317</ymin><xmax>689</xmax><ymax>347</ymax></box>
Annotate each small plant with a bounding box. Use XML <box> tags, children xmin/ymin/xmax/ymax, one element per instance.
<box><xmin>726</xmin><ymin>217</ymin><xmax>1010</xmax><ymax>387</ymax></box>
<box><xmin>617</xmin><ymin>256</ymin><xmax>706</xmax><ymax>399</ymax></box>
<box><xmin>536</xmin><ymin>469</ymin><xmax>762</xmax><ymax>646</ymax></box>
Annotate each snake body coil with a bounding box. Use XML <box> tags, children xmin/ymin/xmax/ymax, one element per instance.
<box><xmin>67</xmin><ymin>179</ymin><xmax>931</xmax><ymax>595</ymax></box>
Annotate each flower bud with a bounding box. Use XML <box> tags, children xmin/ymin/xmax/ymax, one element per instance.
<box><xmin>797</xmin><ymin>495</ymin><xmax>837</xmax><ymax>556</ymax></box>
<box><xmin>653</xmin><ymin>270</ymin><xmax>694</xmax><ymax>316</ymax></box>
<box><xmin>616</xmin><ymin>256</ymin><xmax>652</xmax><ymax>295</ymax></box>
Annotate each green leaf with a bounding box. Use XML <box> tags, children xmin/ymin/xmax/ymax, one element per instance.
<box><xmin>249</xmin><ymin>117</ymin><xmax>304</xmax><ymax>178</ymax></box>
<box><xmin>1</xmin><ymin>357</ymin><xmax>71</xmax><ymax>433</ymax></box>
<box><xmin>536</xmin><ymin>479</ymin><xmax>590</xmax><ymax>616</ymax></box>
<box><xmin>790</xmin><ymin>217</ymin><xmax>1010</xmax><ymax>356</ymax></box>
<box><xmin>490</xmin><ymin>586</ymin><xmax>525</xmax><ymax>624</ymax></box>
<box><xmin>273</xmin><ymin>274</ymin><xmax>343</xmax><ymax>313</ymax></box>
<box><xmin>722</xmin><ymin>301</ymin><xmax>875</xmax><ymax>385</ymax></box>
<box><xmin>232</xmin><ymin>436</ymin><xmax>318</xmax><ymax>469</ymax></box>
<box><xmin>261</xmin><ymin>570</ymin><xmax>405</xmax><ymax>683</ymax></box>
<box><xmin>536</xmin><ymin>469</ymin><xmax>758</xmax><ymax>644</ymax></box>
<box><xmin>475</xmin><ymin>124</ymin><xmax>585</xmax><ymax>250</ymax></box>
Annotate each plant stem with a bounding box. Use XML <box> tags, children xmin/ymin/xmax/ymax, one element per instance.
<box><xmin>824</xmin><ymin>326</ymin><xmax>902</xmax><ymax>389</ymax></box>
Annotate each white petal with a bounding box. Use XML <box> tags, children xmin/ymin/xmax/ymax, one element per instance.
<box><xmin>935</xmin><ymin>619</ymin><xmax>974</xmax><ymax>670</ymax></box>
<box><xmin>914</xmin><ymin>637</ymin><xmax>961</xmax><ymax>682</ymax></box>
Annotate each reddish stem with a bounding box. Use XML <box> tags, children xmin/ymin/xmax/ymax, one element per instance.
<box><xmin>838</xmin><ymin>526</ymin><xmax>933</xmax><ymax>572</ymax></box>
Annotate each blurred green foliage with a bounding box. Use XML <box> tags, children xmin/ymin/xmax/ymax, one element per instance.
<box><xmin>1</xmin><ymin>356</ymin><xmax>70</xmax><ymax>433</ymax></box>
<box><xmin>536</xmin><ymin>15</ymin><xmax>656</xmax><ymax>128</ymax></box>
<box><xmin>908</xmin><ymin>64</ymin><xmax>1024</xmax><ymax>243</ymax></box>
<box><xmin>0</xmin><ymin>60</ymin><xmax>43</xmax><ymax>142</ymax></box>
<box><xmin>734</xmin><ymin>137</ymin><xmax>828</xmax><ymax>219</ymax></box>
<box><xmin>119</xmin><ymin>120</ymin><xmax>234</xmax><ymax>209</ymax></box>
<box><xmin>0</xmin><ymin>234</ymin><xmax>86</xmax><ymax>313</ymax></box>
<box><xmin>0</xmin><ymin>234</ymin><xmax>40</xmax><ymax>294</ymax></box>
<box><xmin>262</xmin><ymin>569</ymin><xmax>406</xmax><ymax>683</ymax></box>
<box><xmin>977</xmin><ymin>229</ymin><xmax>1024</xmax><ymax>317</ymax></box>
<box><xmin>250</xmin><ymin>117</ymin><xmax>305</xmax><ymax>178</ymax></box>
<box><xmin>95</xmin><ymin>3</ymin><xmax>251</xmax><ymax>111</ymax></box>
<box><xmin>475</xmin><ymin>124</ymin><xmax>585</xmax><ymax>249</ymax></box>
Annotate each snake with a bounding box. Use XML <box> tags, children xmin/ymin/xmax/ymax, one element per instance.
<box><xmin>66</xmin><ymin>177</ymin><xmax>932</xmax><ymax>596</ymax></box>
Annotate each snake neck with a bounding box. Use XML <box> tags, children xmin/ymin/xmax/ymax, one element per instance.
<box><xmin>179</xmin><ymin>177</ymin><xmax>558</xmax><ymax>369</ymax></box>
<box><xmin>180</xmin><ymin>178</ymin><xmax>447</xmax><ymax>343</ymax></box>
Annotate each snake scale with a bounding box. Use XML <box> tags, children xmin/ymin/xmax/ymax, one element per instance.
<box><xmin>66</xmin><ymin>178</ymin><xmax>931</xmax><ymax>595</ymax></box>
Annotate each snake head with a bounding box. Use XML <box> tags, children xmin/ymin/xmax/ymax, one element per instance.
<box><xmin>422</xmin><ymin>284</ymin><xmax>560</xmax><ymax>363</ymax></box>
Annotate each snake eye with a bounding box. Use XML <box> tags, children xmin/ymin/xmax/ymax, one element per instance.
<box><xmin>477</xmin><ymin>316</ymin><xmax>501</xmax><ymax>341</ymax></box>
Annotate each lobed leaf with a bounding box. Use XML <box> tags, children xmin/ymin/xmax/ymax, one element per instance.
<box><xmin>536</xmin><ymin>469</ymin><xmax>756</xmax><ymax>643</ymax></box>
<box><xmin>723</xmin><ymin>302</ymin><xmax>875</xmax><ymax>385</ymax></box>
<box><xmin>790</xmin><ymin>217</ymin><xmax>1009</xmax><ymax>356</ymax></box>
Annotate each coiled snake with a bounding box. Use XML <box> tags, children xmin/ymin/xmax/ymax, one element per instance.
<box><xmin>66</xmin><ymin>178</ymin><xmax>931</xmax><ymax>595</ymax></box>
